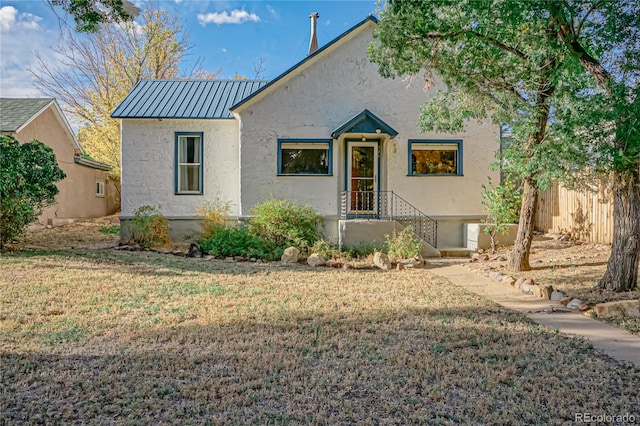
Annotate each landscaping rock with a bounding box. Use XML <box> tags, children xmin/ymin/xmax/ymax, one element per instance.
<box><xmin>307</xmin><ymin>253</ymin><xmax>326</xmax><ymax>267</ymax></box>
<box><xmin>400</xmin><ymin>255</ymin><xmax>424</xmax><ymax>269</ymax></box>
<box><xmin>533</xmin><ymin>284</ymin><xmax>543</xmax><ymax>298</ymax></box>
<box><xmin>566</xmin><ymin>298</ymin><xmax>583</xmax><ymax>310</ymax></box>
<box><xmin>114</xmin><ymin>245</ymin><xmax>129</xmax><ymax>251</ymax></box>
<box><xmin>578</xmin><ymin>303</ymin><xmax>591</xmax><ymax>312</ymax></box>
<box><xmin>342</xmin><ymin>263</ymin><xmax>352</xmax><ymax>270</ymax></box>
<box><xmin>326</xmin><ymin>259</ymin><xmax>342</xmax><ymax>268</ymax></box>
<box><xmin>501</xmin><ymin>276</ymin><xmax>515</xmax><ymax>287</ymax></box>
<box><xmin>234</xmin><ymin>256</ymin><xmax>246</xmax><ymax>262</ymax></box>
<box><xmin>281</xmin><ymin>247</ymin><xmax>300</xmax><ymax>263</ymax></box>
<box><xmin>594</xmin><ymin>300</ymin><xmax>640</xmax><ymax>319</ymax></box>
<box><xmin>515</xmin><ymin>277</ymin><xmax>526</xmax><ymax>289</ymax></box>
<box><xmin>550</xmin><ymin>290</ymin><xmax>566</xmax><ymax>301</ymax></box>
<box><xmin>521</xmin><ymin>284</ymin><xmax>534</xmax><ymax>295</ymax></box>
<box><xmin>373</xmin><ymin>252</ymin><xmax>391</xmax><ymax>271</ymax></box>
<box><xmin>396</xmin><ymin>263</ymin><xmax>405</xmax><ymax>271</ymax></box>
<box><xmin>489</xmin><ymin>271</ymin><xmax>502</xmax><ymax>281</ymax></box>
<box><xmin>225</xmin><ymin>257</ymin><xmax>234</xmax><ymax>262</ymax></box>
<box><xmin>541</xmin><ymin>285</ymin><xmax>554</xmax><ymax>300</ymax></box>
<box><xmin>560</xmin><ymin>296</ymin><xmax>572</xmax><ymax>305</ymax></box>
<box><xmin>472</xmin><ymin>253</ymin><xmax>489</xmax><ymax>262</ymax></box>
<box><xmin>186</xmin><ymin>242</ymin><xmax>203</xmax><ymax>258</ymax></box>
<box><xmin>171</xmin><ymin>249</ymin><xmax>183</xmax><ymax>256</ymax></box>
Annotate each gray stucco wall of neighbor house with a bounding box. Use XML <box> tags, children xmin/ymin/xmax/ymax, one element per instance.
<box><xmin>235</xmin><ymin>21</ymin><xmax>500</xmax><ymax>226</ymax></box>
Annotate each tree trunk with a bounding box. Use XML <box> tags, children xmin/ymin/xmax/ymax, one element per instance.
<box><xmin>597</xmin><ymin>170</ymin><xmax>640</xmax><ymax>292</ymax></box>
<box><xmin>508</xmin><ymin>177</ymin><xmax>538</xmax><ymax>272</ymax></box>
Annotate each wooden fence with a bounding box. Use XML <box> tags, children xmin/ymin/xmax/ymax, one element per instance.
<box><xmin>535</xmin><ymin>181</ymin><xmax>614</xmax><ymax>244</ymax></box>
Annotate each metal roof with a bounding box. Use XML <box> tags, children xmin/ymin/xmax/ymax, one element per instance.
<box><xmin>111</xmin><ymin>80</ymin><xmax>268</xmax><ymax>119</ymax></box>
<box><xmin>0</xmin><ymin>98</ymin><xmax>54</xmax><ymax>132</ymax></box>
<box><xmin>332</xmin><ymin>109</ymin><xmax>398</xmax><ymax>138</ymax></box>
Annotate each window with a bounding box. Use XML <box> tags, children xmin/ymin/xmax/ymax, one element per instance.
<box><xmin>96</xmin><ymin>180</ymin><xmax>105</xmax><ymax>197</ymax></box>
<box><xmin>175</xmin><ymin>132</ymin><xmax>203</xmax><ymax>194</ymax></box>
<box><xmin>409</xmin><ymin>140</ymin><xmax>462</xmax><ymax>176</ymax></box>
<box><xmin>278</xmin><ymin>139</ymin><xmax>332</xmax><ymax>175</ymax></box>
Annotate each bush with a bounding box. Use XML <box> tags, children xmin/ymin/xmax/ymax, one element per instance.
<box><xmin>310</xmin><ymin>239</ymin><xmax>339</xmax><ymax>260</ymax></box>
<box><xmin>128</xmin><ymin>205</ymin><xmax>171</xmax><ymax>248</ymax></box>
<box><xmin>385</xmin><ymin>226</ymin><xmax>423</xmax><ymax>261</ymax></box>
<box><xmin>249</xmin><ymin>199</ymin><xmax>324</xmax><ymax>252</ymax></box>
<box><xmin>0</xmin><ymin>135</ymin><xmax>66</xmax><ymax>248</ymax></box>
<box><xmin>199</xmin><ymin>227</ymin><xmax>279</xmax><ymax>260</ymax></box>
<box><xmin>196</xmin><ymin>200</ymin><xmax>231</xmax><ymax>240</ymax></box>
<box><xmin>481</xmin><ymin>177</ymin><xmax>522</xmax><ymax>253</ymax></box>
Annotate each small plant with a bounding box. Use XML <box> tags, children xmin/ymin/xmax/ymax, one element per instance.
<box><xmin>342</xmin><ymin>243</ymin><xmax>377</xmax><ymax>260</ymax></box>
<box><xmin>196</xmin><ymin>199</ymin><xmax>231</xmax><ymax>240</ymax></box>
<box><xmin>481</xmin><ymin>177</ymin><xmax>522</xmax><ymax>253</ymax></box>
<box><xmin>385</xmin><ymin>226</ymin><xmax>423</xmax><ymax>261</ymax></box>
<box><xmin>199</xmin><ymin>226</ymin><xmax>278</xmax><ymax>260</ymax></box>
<box><xmin>249</xmin><ymin>198</ymin><xmax>324</xmax><ymax>252</ymax></box>
<box><xmin>99</xmin><ymin>225</ymin><xmax>120</xmax><ymax>235</ymax></box>
<box><xmin>310</xmin><ymin>239</ymin><xmax>339</xmax><ymax>260</ymax></box>
<box><xmin>128</xmin><ymin>205</ymin><xmax>171</xmax><ymax>248</ymax></box>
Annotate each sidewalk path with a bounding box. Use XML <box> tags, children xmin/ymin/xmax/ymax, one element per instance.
<box><xmin>426</xmin><ymin>259</ymin><xmax>640</xmax><ymax>367</ymax></box>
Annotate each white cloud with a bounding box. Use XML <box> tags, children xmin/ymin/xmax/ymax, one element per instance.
<box><xmin>0</xmin><ymin>6</ymin><xmax>17</xmax><ymax>32</ymax></box>
<box><xmin>266</xmin><ymin>5</ymin><xmax>277</xmax><ymax>19</ymax></box>
<box><xmin>197</xmin><ymin>9</ymin><xmax>260</xmax><ymax>26</ymax></box>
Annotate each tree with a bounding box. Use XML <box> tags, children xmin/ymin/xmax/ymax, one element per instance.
<box><xmin>47</xmin><ymin>0</ymin><xmax>139</xmax><ymax>33</ymax></box>
<box><xmin>0</xmin><ymin>135</ymin><xmax>66</xmax><ymax>249</ymax></box>
<box><xmin>29</xmin><ymin>4</ymin><xmax>217</xmax><ymax>189</ymax></box>
<box><xmin>547</xmin><ymin>1</ymin><xmax>640</xmax><ymax>291</ymax></box>
<box><xmin>369</xmin><ymin>0</ymin><xmax>577</xmax><ymax>271</ymax></box>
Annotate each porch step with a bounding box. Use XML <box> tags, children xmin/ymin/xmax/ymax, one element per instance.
<box><xmin>438</xmin><ymin>247</ymin><xmax>475</xmax><ymax>258</ymax></box>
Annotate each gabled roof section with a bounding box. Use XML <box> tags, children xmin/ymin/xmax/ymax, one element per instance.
<box><xmin>332</xmin><ymin>109</ymin><xmax>398</xmax><ymax>138</ymax></box>
<box><xmin>111</xmin><ymin>80</ymin><xmax>268</xmax><ymax>119</ymax></box>
<box><xmin>230</xmin><ymin>15</ymin><xmax>378</xmax><ymax>112</ymax></box>
<box><xmin>0</xmin><ymin>98</ymin><xmax>54</xmax><ymax>132</ymax></box>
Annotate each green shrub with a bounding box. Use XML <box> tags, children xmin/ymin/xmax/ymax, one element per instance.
<box><xmin>0</xmin><ymin>135</ymin><xmax>66</xmax><ymax>248</ymax></box>
<box><xmin>385</xmin><ymin>227</ymin><xmax>423</xmax><ymax>261</ymax></box>
<box><xmin>342</xmin><ymin>243</ymin><xmax>377</xmax><ymax>260</ymax></box>
<box><xmin>128</xmin><ymin>205</ymin><xmax>171</xmax><ymax>248</ymax></box>
<box><xmin>481</xmin><ymin>177</ymin><xmax>522</xmax><ymax>253</ymax></box>
<box><xmin>199</xmin><ymin>227</ymin><xmax>279</xmax><ymax>260</ymax></box>
<box><xmin>310</xmin><ymin>239</ymin><xmax>339</xmax><ymax>260</ymax></box>
<box><xmin>249</xmin><ymin>199</ymin><xmax>324</xmax><ymax>252</ymax></box>
<box><xmin>196</xmin><ymin>199</ymin><xmax>231</xmax><ymax>240</ymax></box>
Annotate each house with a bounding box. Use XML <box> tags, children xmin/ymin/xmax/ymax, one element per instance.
<box><xmin>112</xmin><ymin>16</ymin><xmax>501</xmax><ymax>252</ymax></box>
<box><xmin>0</xmin><ymin>98</ymin><xmax>116</xmax><ymax>225</ymax></box>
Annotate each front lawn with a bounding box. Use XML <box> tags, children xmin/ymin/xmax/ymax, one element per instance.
<box><xmin>1</xmin><ymin>250</ymin><xmax>639</xmax><ymax>424</ymax></box>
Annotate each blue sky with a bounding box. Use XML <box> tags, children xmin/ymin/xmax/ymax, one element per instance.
<box><xmin>0</xmin><ymin>0</ymin><xmax>378</xmax><ymax>97</ymax></box>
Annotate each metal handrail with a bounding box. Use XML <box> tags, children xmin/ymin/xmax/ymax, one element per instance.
<box><xmin>340</xmin><ymin>191</ymin><xmax>438</xmax><ymax>247</ymax></box>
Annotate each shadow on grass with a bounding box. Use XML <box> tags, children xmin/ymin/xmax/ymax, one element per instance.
<box><xmin>3</xmin><ymin>305</ymin><xmax>640</xmax><ymax>425</ymax></box>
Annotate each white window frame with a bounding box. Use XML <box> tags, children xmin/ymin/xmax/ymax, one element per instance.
<box><xmin>175</xmin><ymin>132</ymin><xmax>204</xmax><ymax>195</ymax></box>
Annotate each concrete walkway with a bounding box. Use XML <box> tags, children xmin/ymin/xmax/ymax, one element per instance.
<box><xmin>426</xmin><ymin>259</ymin><xmax>640</xmax><ymax>367</ymax></box>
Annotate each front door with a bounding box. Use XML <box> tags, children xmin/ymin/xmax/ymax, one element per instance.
<box><xmin>347</xmin><ymin>140</ymin><xmax>378</xmax><ymax>215</ymax></box>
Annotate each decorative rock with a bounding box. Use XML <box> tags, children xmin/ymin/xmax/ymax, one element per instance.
<box><xmin>550</xmin><ymin>290</ymin><xmax>566</xmax><ymax>301</ymax></box>
<box><xmin>594</xmin><ymin>300</ymin><xmax>640</xmax><ymax>319</ymax></box>
<box><xmin>501</xmin><ymin>276</ymin><xmax>515</xmax><ymax>287</ymax></box>
<box><xmin>541</xmin><ymin>285</ymin><xmax>554</xmax><ymax>300</ymax></box>
<box><xmin>342</xmin><ymin>263</ymin><xmax>352</xmax><ymax>270</ymax></box>
<box><xmin>472</xmin><ymin>253</ymin><xmax>489</xmax><ymax>262</ymax></box>
<box><xmin>281</xmin><ymin>247</ymin><xmax>300</xmax><ymax>263</ymax></box>
<box><xmin>523</xmin><ymin>278</ymin><xmax>534</xmax><ymax>286</ymax></box>
<box><xmin>489</xmin><ymin>271</ymin><xmax>502</xmax><ymax>281</ymax></box>
<box><xmin>533</xmin><ymin>284</ymin><xmax>543</xmax><ymax>298</ymax></box>
<box><xmin>115</xmin><ymin>245</ymin><xmax>130</xmax><ymax>251</ymax></box>
<box><xmin>396</xmin><ymin>263</ymin><xmax>405</xmax><ymax>271</ymax></box>
<box><xmin>326</xmin><ymin>259</ymin><xmax>343</xmax><ymax>268</ymax></box>
<box><xmin>515</xmin><ymin>277</ymin><xmax>526</xmax><ymax>289</ymax></box>
<box><xmin>373</xmin><ymin>252</ymin><xmax>391</xmax><ymax>271</ymax></box>
<box><xmin>250</xmin><ymin>258</ymin><xmax>257</xmax><ymax>262</ymax></box>
<box><xmin>483</xmin><ymin>269</ymin><xmax>494</xmax><ymax>276</ymax></box>
<box><xmin>560</xmin><ymin>296</ymin><xmax>572</xmax><ymax>305</ymax></box>
<box><xmin>225</xmin><ymin>257</ymin><xmax>234</xmax><ymax>262</ymax></box>
<box><xmin>204</xmin><ymin>255</ymin><xmax>215</xmax><ymax>260</ymax></box>
<box><xmin>400</xmin><ymin>256</ymin><xmax>425</xmax><ymax>269</ymax></box>
<box><xmin>234</xmin><ymin>256</ymin><xmax>246</xmax><ymax>262</ymax></box>
<box><xmin>521</xmin><ymin>284</ymin><xmax>534</xmax><ymax>295</ymax></box>
<box><xmin>566</xmin><ymin>298</ymin><xmax>583</xmax><ymax>310</ymax></box>
<box><xmin>307</xmin><ymin>253</ymin><xmax>326</xmax><ymax>267</ymax></box>
<box><xmin>171</xmin><ymin>249</ymin><xmax>182</xmax><ymax>256</ymax></box>
<box><xmin>186</xmin><ymin>242</ymin><xmax>203</xmax><ymax>258</ymax></box>
<box><xmin>578</xmin><ymin>303</ymin><xmax>590</xmax><ymax>311</ymax></box>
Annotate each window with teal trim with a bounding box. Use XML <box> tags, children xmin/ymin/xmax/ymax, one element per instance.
<box><xmin>176</xmin><ymin>132</ymin><xmax>203</xmax><ymax>194</ymax></box>
<box><xmin>409</xmin><ymin>140</ymin><xmax>462</xmax><ymax>176</ymax></box>
<box><xmin>278</xmin><ymin>139</ymin><xmax>332</xmax><ymax>175</ymax></box>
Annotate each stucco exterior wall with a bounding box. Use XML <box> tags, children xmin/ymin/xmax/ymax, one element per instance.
<box><xmin>120</xmin><ymin>118</ymin><xmax>240</xmax><ymax>218</ymax></box>
<box><xmin>13</xmin><ymin>107</ymin><xmax>112</xmax><ymax>223</ymax></box>
<box><xmin>236</xmin><ymin>21</ymin><xmax>500</xmax><ymax>218</ymax></box>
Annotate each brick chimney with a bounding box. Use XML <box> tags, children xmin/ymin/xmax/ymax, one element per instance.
<box><xmin>308</xmin><ymin>12</ymin><xmax>319</xmax><ymax>55</ymax></box>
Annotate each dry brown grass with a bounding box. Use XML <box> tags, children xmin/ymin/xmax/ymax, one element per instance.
<box><xmin>2</xmin><ymin>240</ymin><xmax>640</xmax><ymax>423</ymax></box>
<box><xmin>466</xmin><ymin>235</ymin><xmax>640</xmax><ymax>334</ymax></box>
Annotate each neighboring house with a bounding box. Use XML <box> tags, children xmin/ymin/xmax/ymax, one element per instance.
<box><xmin>0</xmin><ymin>98</ymin><xmax>116</xmax><ymax>225</ymax></box>
<box><xmin>112</xmin><ymin>16</ymin><xmax>501</xmax><ymax>252</ymax></box>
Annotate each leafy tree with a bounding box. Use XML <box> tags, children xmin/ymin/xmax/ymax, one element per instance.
<box><xmin>0</xmin><ymin>135</ymin><xmax>66</xmax><ymax>249</ymax></box>
<box><xmin>29</xmin><ymin>4</ymin><xmax>218</xmax><ymax>189</ymax></box>
<box><xmin>547</xmin><ymin>1</ymin><xmax>640</xmax><ymax>291</ymax></box>
<box><xmin>47</xmin><ymin>0</ymin><xmax>139</xmax><ymax>33</ymax></box>
<box><xmin>369</xmin><ymin>0</ymin><xmax>580</xmax><ymax>272</ymax></box>
<box><xmin>481</xmin><ymin>178</ymin><xmax>522</xmax><ymax>254</ymax></box>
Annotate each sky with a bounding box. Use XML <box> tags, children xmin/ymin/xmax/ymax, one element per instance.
<box><xmin>0</xmin><ymin>0</ymin><xmax>379</xmax><ymax>98</ymax></box>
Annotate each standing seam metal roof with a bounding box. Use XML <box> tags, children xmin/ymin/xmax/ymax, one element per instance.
<box><xmin>111</xmin><ymin>80</ymin><xmax>268</xmax><ymax>119</ymax></box>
